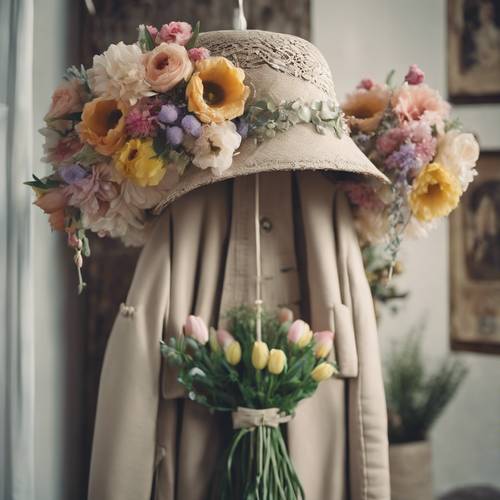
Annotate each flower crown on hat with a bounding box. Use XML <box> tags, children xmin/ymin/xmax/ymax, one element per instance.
<box><xmin>27</xmin><ymin>20</ymin><xmax>347</xmax><ymax>292</ymax></box>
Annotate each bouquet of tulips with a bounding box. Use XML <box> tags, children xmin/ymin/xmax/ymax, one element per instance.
<box><xmin>161</xmin><ymin>306</ymin><xmax>338</xmax><ymax>500</ymax></box>
<box><xmin>341</xmin><ymin>64</ymin><xmax>480</xmax><ymax>262</ymax></box>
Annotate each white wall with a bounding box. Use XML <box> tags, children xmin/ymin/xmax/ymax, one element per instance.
<box><xmin>33</xmin><ymin>0</ymin><xmax>84</xmax><ymax>499</ymax></box>
<box><xmin>313</xmin><ymin>0</ymin><xmax>500</xmax><ymax>495</ymax></box>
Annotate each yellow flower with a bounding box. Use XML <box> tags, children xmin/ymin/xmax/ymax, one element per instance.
<box><xmin>342</xmin><ymin>86</ymin><xmax>390</xmax><ymax>133</ymax></box>
<box><xmin>209</xmin><ymin>327</ymin><xmax>220</xmax><ymax>353</ymax></box>
<box><xmin>114</xmin><ymin>138</ymin><xmax>165</xmax><ymax>187</ymax></box>
<box><xmin>267</xmin><ymin>349</ymin><xmax>286</xmax><ymax>375</ymax></box>
<box><xmin>225</xmin><ymin>341</ymin><xmax>242</xmax><ymax>366</ymax></box>
<box><xmin>311</xmin><ymin>362</ymin><xmax>337</xmax><ymax>382</ymax></box>
<box><xmin>78</xmin><ymin>97</ymin><xmax>127</xmax><ymax>156</ymax></box>
<box><xmin>251</xmin><ymin>341</ymin><xmax>270</xmax><ymax>370</ymax></box>
<box><xmin>186</xmin><ymin>56</ymin><xmax>250</xmax><ymax>123</ymax></box>
<box><xmin>297</xmin><ymin>328</ymin><xmax>313</xmax><ymax>348</ymax></box>
<box><xmin>409</xmin><ymin>162</ymin><xmax>461</xmax><ymax>222</ymax></box>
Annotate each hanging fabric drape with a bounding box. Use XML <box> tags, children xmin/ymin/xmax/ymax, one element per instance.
<box><xmin>0</xmin><ymin>0</ymin><xmax>35</xmax><ymax>498</ymax></box>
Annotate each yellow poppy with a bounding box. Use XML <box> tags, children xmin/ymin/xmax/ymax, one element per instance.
<box><xmin>186</xmin><ymin>56</ymin><xmax>250</xmax><ymax>123</ymax></box>
<box><xmin>409</xmin><ymin>163</ymin><xmax>461</xmax><ymax>222</ymax></box>
<box><xmin>78</xmin><ymin>97</ymin><xmax>127</xmax><ymax>156</ymax></box>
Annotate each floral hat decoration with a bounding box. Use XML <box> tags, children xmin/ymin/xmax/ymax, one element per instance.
<box><xmin>28</xmin><ymin>21</ymin><xmax>387</xmax><ymax>291</ymax></box>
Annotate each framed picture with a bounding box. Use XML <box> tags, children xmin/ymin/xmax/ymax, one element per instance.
<box><xmin>447</xmin><ymin>0</ymin><xmax>500</xmax><ymax>104</ymax></box>
<box><xmin>450</xmin><ymin>152</ymin><xmax>500</xmax><ymax>354</ymax></box>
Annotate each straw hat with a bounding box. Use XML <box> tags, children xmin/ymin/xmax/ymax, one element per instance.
<box><xmin>154</xmin><ymin>30</ymin><xmax>387</xmax><ymax>213</ymax></box>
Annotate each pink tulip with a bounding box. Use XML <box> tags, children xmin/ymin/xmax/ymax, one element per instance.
<box><xmin>313</xmin><ymin>330</ymin><xmax>335</xmax><ymax>358</ymax></box>
<box><xmin>34</xmin><ymin>188</ymin><xmax>68</xmax><ymax>214</ymax></box>
<box><xmin>405</xmin><ymin>64</ymin><xmax>424</xmax><ymax>85</ymax></box>
<box><xmin>287</xmin><ymin>319</ymin><xmax>311</xmax><ymax>346</ymax></box>
<box><xmin>278</xmin><ymin>307</ymin><xmax>294</xmax><ymax>324</ymax></box>
<box><xmin>184</xmin><ymin>315</ymin><xmax>209</xmax><ymax>345</ymax></box>
<box><xmin>216</xmin><ymin>329</ymin><xmax>235</xmax><ymax>349</ymax></box>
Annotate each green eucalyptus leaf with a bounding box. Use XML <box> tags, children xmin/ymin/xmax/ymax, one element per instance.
<box><xmin>185</xmin><ymin>21</ymin><xmax>201</xmax><ymax>50</ymax></box>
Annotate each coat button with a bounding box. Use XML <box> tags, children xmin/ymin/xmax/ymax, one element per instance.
<box><xmin>260</xmin><ymin>217</ymin><xmax>273</xmax><ymax>232</ymax></box>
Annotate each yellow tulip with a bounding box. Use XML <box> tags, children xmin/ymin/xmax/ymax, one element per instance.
<box><xmin>209</xmin><ymin>327</ymin><xmax>220</xmax><ymax>353</ymax></box>
<box><xmin>267</xmin><ymin>349</ymin><xmax>287</xmax><ymax>375</ymax></box>
<box><xmin>297</xmin><ymin>328</ymin><xmax>313</xmax><ymax>348</ymax></box>
<box><xmin>252</xmin><ymin>341</ymin><xmax>270</xmax><ymax>370</ymax></box>
<box><xmin>225</xmin><ymin>341</ymin><xmax>242</xmax><ymax>366</ymax></box>
<box><xmin>311</xmin><ymin>362</ymin><xmax>336</xmax><ymax>382</ymax></box>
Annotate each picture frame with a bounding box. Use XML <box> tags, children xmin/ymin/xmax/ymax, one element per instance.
<box><xmin>447</xmin><ymin>0</ymin><xmax>500</xmax><ymax>104</ymax></box>
<box><xmin>450</xmin><ymin>151</ymin><xmax>500</xmax><ymax>354</ymax></box>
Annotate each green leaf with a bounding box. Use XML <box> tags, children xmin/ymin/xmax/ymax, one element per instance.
<box><xmin>72</xmin><ymin>144</ymin><xmax>107</xmax><ymax>166</ymax></box>
<box><xmin>24</xmin><ymin>174</ymin><xmax>62</xmax><ymax>190</ymax></box>
<box><xmin>385</xmin><ymin>69</ymin><xmax>396</xmax><ymax>87</ymax></box>
<box><xmin>137</xmin><ymin>24</ymin><xmax>155</xmax><ymax>52</ymax></box>
<box><xmin>152</xmin><ymin>133</ymin><xmax>167</xmax><ymax>157</ymax></box>
<box><xmin>186</xmin><ymin>21</ymin><xmax>201</xmax><ymax>50</ymax></box>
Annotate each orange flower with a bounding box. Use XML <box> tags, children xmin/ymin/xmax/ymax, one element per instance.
<box><xmin>78</xmin><ymin>97</ymin><xmax>127</xmax><ymax>156</ymax></box>
<box><xmin>186</xmin><ymin>57</ymin><xmax>249</xmax><ymax>123</ymax></box>
<box><xmin>342</xmin><ymin>86</ymin><xmax>390</xmax><ymax>133</ymax></box>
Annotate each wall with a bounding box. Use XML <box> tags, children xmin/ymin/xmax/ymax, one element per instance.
<box><xmin>313</xmin><ymin>0</ymin><xmax>500</xmax><ymax>495</ymax></box>
<box><xmin>32</xmin><ymin>0</ymin><xmax>84</xmax><ymax>499</ymax></box>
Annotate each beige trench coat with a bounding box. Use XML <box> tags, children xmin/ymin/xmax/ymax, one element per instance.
<box><xmin>88</xmin><ymin>171</ymin><xmax>390</xmax><ymax>500</ymax></box>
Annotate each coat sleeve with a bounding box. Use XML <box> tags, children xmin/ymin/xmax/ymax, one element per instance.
<box><xmin>88</xmin><ymin>212</ymin><xmax>172</xmax><ymax>500</ymax></box>
<box><xmin>335</xmin><ymin>192</ymin><xmax>391</xmax><ymax>500</ymax></box>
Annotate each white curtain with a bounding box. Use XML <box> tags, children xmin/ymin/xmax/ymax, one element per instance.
<box><xmin>0</xmin><ymin>0</ymin><xmax>35</xmax><ymax>498</ymax></box>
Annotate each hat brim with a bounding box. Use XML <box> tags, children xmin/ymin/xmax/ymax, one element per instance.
<box><xmin>153</xmin><ymin>122</ymin><xmax>389</xmax><ymax>214</ymax></box>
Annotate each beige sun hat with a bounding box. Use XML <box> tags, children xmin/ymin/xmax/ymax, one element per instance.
<box><xmin>154</xmin><ymin>29</ymin><xmax>388</xmax><ymax>213</ymax></box>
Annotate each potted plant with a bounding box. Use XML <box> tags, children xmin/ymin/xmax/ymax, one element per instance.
<box><xmin>385</xmin><ymin>332</ymin><xmax>467</xmax><ymax>500</ymax></box>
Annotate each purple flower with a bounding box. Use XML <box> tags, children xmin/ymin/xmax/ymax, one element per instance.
<box><xmin>166</xmin><ymin>126</ymin><xmax>184</xmax><ymax>146</ymax></box>
<box><xmin>158</xmin><ymin>104</ymin><xmax>179</xmax><ymax>124</ymax></box>
<box><xmin>235</xmin><ymin>118</ymin><xmax>249</xmax><ymax>139</ymax></box>
<box><xmin>385</xmin><ymin>143</ymin><xmax>419</xmax><ymax>177</ymax></box>
<box><xmin>59</xmin><ymin>164</ymin><xmax>88</xmax><ymax>184</ymax></box>
<box><xmin>181</xmin><ymin>114</ymin><xmax>201</xmax><ymax>137</ymax></box>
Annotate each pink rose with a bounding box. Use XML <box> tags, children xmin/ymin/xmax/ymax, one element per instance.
<box><xmin>184</xmin><ymin>315</ymin><xmax>209</xmax><ymax>344</ymax></box>
<box><xmin>405</xmin><ymin>64</ymin><xmax>425</xmax><ymax>85</ymax></box>
<box><xmin>216</xmin><ymin>329</ymin><xmax>235</xmax><ymax>349</ymax></box>
<box><xmin>144</xmin><ymin>43</ymin><xmax>193</xmax><ymax>93</ymax></box>
<box><xmin>357</xmin><ymin>78</ymin><xmax>375</xmax><ymax>90</ymax></box>
<box><xmin>34</xmin><ymin>188</ymin><xmax>69</xmax><ymax>214</ymax></box>
<box><xmin>45</xmin><ymin>79</ymin><xmax>85</xmax><ymax>120</ymax></box>
<box><xmin>391</xmin><ymin>84</ymin><xmax>450</xmax><ymax>129</ymax></box>
<box><xmin>159</xmin><ymin>21</ymin><xmax>192</xmax><ymax>46</ymax></box>
<box><xmin>313</xmin><ymin>330</ymin><xmax>334</xmax><ymax>358</ymax></box>
<box><xmin>188</xmin><ymin>47</ymin><xmax>210</xmax><ymax>62</ymax></box>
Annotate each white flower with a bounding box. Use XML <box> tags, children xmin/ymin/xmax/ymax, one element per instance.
<box><xmin>88</xmin><ymin>42</ymin><xmax>154</xmax><ymax>105</ymax></box>
<box><xmin>435</xmin><ymin>130</ymin><xmax>479</xmax><ymax>191</ymax></box>
<box><xmin>192</xmin><ymin>121</ymin><xmax>242</xmax><ymax>175</ymax></box>
<box><xmin>118</xmin><ymin>165</ymin><xmax>179</xmax><ymax>210</ymax></box>
<box><xmin>404</xmin><ymin>216</ymin><xmax>438</xmax><ymax>239</ymax></box>
<box><xmin>81</xmin><ymin>193</ymin><xmax>146</xmax><ymax>246</ymax></box>
<box><xmin>355</xmin><ymin>206</ymin><xmax>390</xmax><ymax>244</ymax></box>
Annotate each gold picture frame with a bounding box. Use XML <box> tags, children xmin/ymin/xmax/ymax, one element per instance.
<box><xmin>447</xmin><ymin>0</ymin><xmax>500</xmax><ymax>104</ymax></box>
<box><xmin>450</xmin><ymin>152</ymin><xmax>500</xmax><ymax>354</ymax></box>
